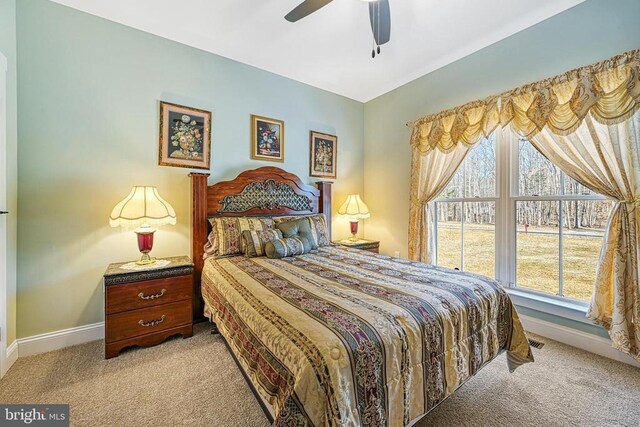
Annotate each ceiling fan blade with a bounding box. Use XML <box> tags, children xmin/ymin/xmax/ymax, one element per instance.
<box><xmin>369</xmin><ymin>0</ymin><xmax>391</xmax><ymax>45</ymax></box>
<box><xmin>285</xmin><ymin>0</ymin><xmax>334</xmax><ymax>22</ymax></box>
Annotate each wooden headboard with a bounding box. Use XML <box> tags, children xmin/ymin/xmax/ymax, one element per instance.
<box><xmin>189</xmin><ymin>166</ymin><xmax>332</xmax><ymax>320</ymax></box>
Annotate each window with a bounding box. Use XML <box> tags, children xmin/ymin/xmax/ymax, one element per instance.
<box><xmin>434</xmin><ymin>135</ymin><xmax>497</xmax><ymax>278</ymax></box>
<box><xmin>515</xmin><ymin>139</ymin><xmax>613</xmax><ymax>301</ymax></box>
<box><xmin>432</xmin><ymin>131</ymin><xmax>613</xmax><ymax>303</ymax></box>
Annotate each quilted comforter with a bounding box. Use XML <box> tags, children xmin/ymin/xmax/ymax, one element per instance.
<box><xmin>202</xmin><ymin>246</ymin><xmax>533</xmax><ymax>427</ymax></box>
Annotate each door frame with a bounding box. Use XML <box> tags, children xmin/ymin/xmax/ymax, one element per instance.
<box><xmin>0</xmin><ymin>51</ymin><xmax>9</xmax><ymax>378</ymax></box>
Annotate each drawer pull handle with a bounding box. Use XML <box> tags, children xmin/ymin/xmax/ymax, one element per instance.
<box><xmin>138</xmin><ymin>315</ymin><xmax>166</xmax><ymax>327</ymax></box>
<box><xmin>138</xmin><ymin>289</ymin><xmax>166</xmax><ymax>300</ymax></box>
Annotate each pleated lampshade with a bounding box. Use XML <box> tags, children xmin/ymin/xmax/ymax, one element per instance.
<box><xmin>109</xmin><ymin>186</ymin><xmax>176</xmax><ymax>230</ymax></box>
<box><xmin>337</xmin><ymin>194</ymin><xmax>370</xmax><ymax>220</ymax></box>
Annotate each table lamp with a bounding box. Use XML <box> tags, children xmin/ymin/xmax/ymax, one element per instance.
<box><xmin>109</xmin><ymin>186</ymin><xmax>177</xmax><ymax>265</ymax></box>
<box><xmin>337</xmin><ymin>194</ymin><xmax>370</xmax><ymax>242</ymax></box>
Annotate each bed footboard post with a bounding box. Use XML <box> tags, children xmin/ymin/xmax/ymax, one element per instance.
<box><xmin>316</xmin><ymin>181</ymin><xmax>332</xmax><ymax>241</ymax></box>
<box><xmin>190</xmin><ymin>172</ymin><xmax>210</xmax><ymax>323</ymax></box>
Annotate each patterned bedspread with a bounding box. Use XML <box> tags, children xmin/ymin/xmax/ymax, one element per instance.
<box><xmin>202</xmin><ymin>246</ymin><xmax>533</xmax><ymax>427</ymax></box>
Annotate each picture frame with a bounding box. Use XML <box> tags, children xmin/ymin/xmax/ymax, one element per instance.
<box><xmin>159</xmin><ymin>101</ymin><xmax>212</xmax><ymax>170</ymax></box>
<box><xmin>250</xmin><ymin>114</ymin><xmax>285</xmax><ymax>162</ymax></box>
<box><xmin>309</xmin><ymin>131</ymin><xmax>337</xmax><ymax>179</ymax></box>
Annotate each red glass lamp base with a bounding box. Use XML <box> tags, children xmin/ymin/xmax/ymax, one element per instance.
<box><xmin>349</xmin><ymin>220</ymin><xmax>359</xmax><ymax>242</ymax></box>
<box><xmin>135</xmin><ymin>228</ymin><xmax>156</xmax><ymax>265</ymax></box>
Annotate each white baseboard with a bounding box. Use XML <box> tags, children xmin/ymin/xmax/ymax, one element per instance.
<box><xmin>17</xmin><ymin>322</ymin><xmax>104</xmax><ymax>358</ymax></box>
<box><xmin>5</xmin><ymin>340</ymin><xmax>18</xmax><ymax>371</ymax></box>
<box><xmin>0</xmin><ymin>340</ymin><xmax>18</xmax><ymax>377</ymax></box>
<box><xmin>520</xmin><ymin>314</ymin><xmax>640</xmax><ymax>368</ymax></box>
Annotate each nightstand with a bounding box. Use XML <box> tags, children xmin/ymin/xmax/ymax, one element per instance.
<box><xmin>103</xmin><ymin>256</ymin><xmax>194</xmax><ymax>359</ymax></box>
<box><xmin>336</xmin><ymin>239</ymin><xmax>380</xmax><ymax>253</ymax></box>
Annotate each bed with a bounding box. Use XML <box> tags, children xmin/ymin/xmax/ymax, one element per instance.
<box><xmin>189</xmin><ymin>167</ymin><xmax>533</xmax><ymax>427</ymax></box>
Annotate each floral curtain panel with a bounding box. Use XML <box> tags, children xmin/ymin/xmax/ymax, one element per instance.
<box><xmin>530</xmin><ymin>111</ymin><xmax>639</xmax><ymax>360</ymax></box>
<box><xmin>408</xmin><ymin>143</ymin><xmax>471</xmax><ymax>262</ymax></box>
<box><xmin>407</xmin><ymin>49</ymin><xmax>640</xmax><ymax>360</ymax></box>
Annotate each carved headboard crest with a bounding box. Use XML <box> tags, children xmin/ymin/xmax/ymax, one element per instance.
<box><xmin>218</xmin><ymin>179</ymin><xmax>313</xmax><ymax>213</ymax></box>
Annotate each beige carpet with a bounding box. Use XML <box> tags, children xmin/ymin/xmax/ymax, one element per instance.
<box><xmin>1</xmin><ymin>324</ymin><xmax>639</xmax><ymax>427</ymax></box>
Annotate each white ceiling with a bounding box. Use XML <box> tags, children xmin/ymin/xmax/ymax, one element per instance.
<box><xmin>51</xmin><ymin>0</ymin><xmax>585</xmax><ymax>102</ymax></box>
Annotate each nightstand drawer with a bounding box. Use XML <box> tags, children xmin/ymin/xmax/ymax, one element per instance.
<box><xmin>106</xmin><ymin>275</ymin><xmax>192</xmax><ymax>314</ymax></box>
<box><xmin>106</xmin><ymin>300</ymin><xmax>192</xmax><ymax>342</ymax></box>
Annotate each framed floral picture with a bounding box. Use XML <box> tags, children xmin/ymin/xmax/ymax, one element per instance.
<box><xmin>251</xmin><ymin>114</ymin><xmax>284</xmax><ymax>162</ymax></box>
<box><xmin>159</xmin><ymin>101</ymin><xmax>212</xmax><ymax>170</ymax></box>
<box><xmin>309</xmin><ymin>131</ymin><xmax>337</xmax><ymax>179</ymax></box>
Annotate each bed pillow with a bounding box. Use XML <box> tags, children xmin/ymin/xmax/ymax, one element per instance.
<box><xmin>273</xmin><ymin>214</ymin><xmax>330</xmax><ymax>246</ymax></box>
<box><xmin>242</xmin><ymin>229</ymin><xmax>283</xmax><ymax>258</ymax></box>
<box><xmin>307</xmin><ymin>214</ymin><xmax>331</xmax><ymax>246</ymax></box>
<box><xmin>205</xmin><ymin>217</ymin><xmax>275</xmax><ymax>257</ymax></box>
<box><xmin>276</xmin><ymin>217</ymin><xmax>319</xmax><ymax>250</ymax></box>
<box><xmin>273</xmin><ymin>215</ymin><xmax>308</xmax><ymax>223</ymax></box>
<box><xmin>203</xmin><ymin>228</ymin><xmax>219</xmax><ymax>259</ymax></box>
<box><xmin>265</xmin><ymin>236</ymin><xmax>312</xmax><ymax>259</ymax></box>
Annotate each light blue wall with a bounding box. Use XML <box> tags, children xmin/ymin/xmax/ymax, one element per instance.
<box><xmin>0</xmin><ymin>0</ymin><xmax>18</xmax><ymax>345</ymax></box>
<box><xmin>363</xmin><ymin>0</ymin><xmax>640</xmax><ymax>335</ymax></box>
<box><xmin>16</xmin><ymin>0</ymin><xmax>364</xmax><ymax>338</ymax></box>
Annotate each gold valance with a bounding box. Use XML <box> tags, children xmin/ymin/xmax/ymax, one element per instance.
<box><xmin>409</xmin><ymin>49</ymin><xmax>640</xmax><ymax>154</ymax></box>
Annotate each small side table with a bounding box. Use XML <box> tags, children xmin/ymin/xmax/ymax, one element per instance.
<box><xmin>103</xmin><ymin>256</ymin><xmax>194</xmax><ymax>359</ymax></box>
<box><xmin>336</xmin><ymin>239</ymin><xmax>380</xmax><ymax>253</ymax></box>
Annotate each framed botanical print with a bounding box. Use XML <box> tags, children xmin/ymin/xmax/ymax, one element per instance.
<box><xmin>309</xmin><ymin>131</ymin><xmax>337</xmax><ymax>179</ymax></box>
<box><xmin>159</xmin><ymin>101</ymin><xmax>212</xmax><ymax>170</ymax></box>
<box><xmin>251</xmin><ymin>114</ymin><xmax>284</xmax><ymax>162</ymax></box>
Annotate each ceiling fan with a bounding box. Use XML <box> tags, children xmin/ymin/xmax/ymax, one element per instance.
<box><xmin>285</xmin><ymin>0</ymin><xmax>391</xmax><ymax>58</ymax></box>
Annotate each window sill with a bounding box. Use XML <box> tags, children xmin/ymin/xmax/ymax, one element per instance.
<box><xmin>507</xmin><ymin>288</ymin><xmax>591</xmax><ymax>325</ymax></box>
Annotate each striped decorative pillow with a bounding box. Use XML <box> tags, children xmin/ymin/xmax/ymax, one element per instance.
<box><xmin>204</xmin><ymin>217</ymin><xmax>275</xmax><ymax>258</ymax></box>
<box><xmin>307</xmin><ymin>214</ymin><xmax>330</xmax><ymax>247</ymax></box>
<box><xmin>203</xmin><ymin>228</ymin><xmax>219</xmax><ymax>259</ymax></box>
<box><xmin>242</xmin><ymin>229</ymin><xmax>283</xmax><ymax>258</ymax></box>
<box><xmin>265</xmin><ymin>236</ymin><xmax>312</xmax><ymax>259</ymax></box>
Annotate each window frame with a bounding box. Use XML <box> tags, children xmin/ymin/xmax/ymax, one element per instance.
<box><xmin>433</xmin><ymin>134</ymin><xmax>500</xmax><ymax>277</ymax></box>
<box><xmin>432</xmin><ymin>127</ymin><xmax>611</xmax><ymax>307</ymax></box>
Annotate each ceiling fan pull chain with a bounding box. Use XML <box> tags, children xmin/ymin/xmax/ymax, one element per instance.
<box><xmin>371</xmin><ymin>35</ymin><xmax>376</xmax><ymax>58</ymax></box>
<box><xmin>377</xmin><ymin>2</ymin><xmax>381</xmax><ymax>55</ymax></box>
